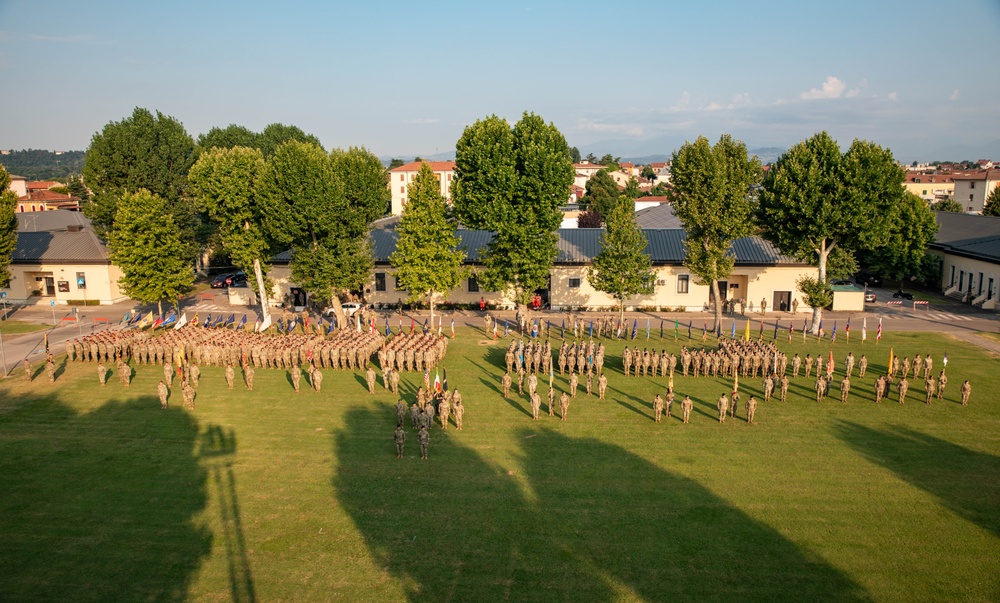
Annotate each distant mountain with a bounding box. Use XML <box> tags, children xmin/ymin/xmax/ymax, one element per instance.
<box><xmin>0</xmin><ymin>149</ymin><xmax>86</xmax><ymax>180</ymax></box>
<box><xmin>379</xmin><ymin>150</ymin><xmax>456</xmax><ymax>167</ymax></box>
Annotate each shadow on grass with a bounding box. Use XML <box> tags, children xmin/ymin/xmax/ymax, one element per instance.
<box><xmin>334</xmin><ymin>407</ymin><xmax>868</xmax><ymax>601</ymax></box>
<box><xmin>834</xmin><ymin>421</ymin><xmax>1000</xmax><ymax>539</ymax></box>
<box><xmin>0</xmin><ymin>390</ymin><xmax>213</xmax><ymax>602</ymax></box>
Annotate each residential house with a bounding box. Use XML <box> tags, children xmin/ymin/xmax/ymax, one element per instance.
<box><xmin>951</xmin><ymin>169</ymin><xmax>1000</xmax><ymax>213</ymax></box>
<box><xmin>388</xmin><ymin>161</ymin><xmax>455</xmax><ymax>216</ymax></box>
<box><xmin>903</xmin><ymin>171</ymin><xmax>954</xmax><ymax>203</ymax></box>
<box><xmin>17</xmin><ymin>189</ymin><xmax>80</xmax><ymax>212</ymax></box>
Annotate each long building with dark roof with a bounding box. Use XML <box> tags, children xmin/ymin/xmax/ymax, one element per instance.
<box><xmin>928</xmin><ymin>211</ymin><xmax>1000</xmax><ymax>309</ymax></box>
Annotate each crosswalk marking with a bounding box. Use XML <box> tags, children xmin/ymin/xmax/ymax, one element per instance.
<box><xmin>873</xmin><ymin>311</ymin><xmax>974</xmax><ymax>321</ymax></box>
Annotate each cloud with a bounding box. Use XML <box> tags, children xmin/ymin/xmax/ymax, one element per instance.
<box><xmin>949</xmin><ymin>89</ymin><xmax>960</xmax><ymax>101</ymax></box>
<box><xmin>577</xmin><ymin>119</ymin><xmax>644</xmax><ymax>137</ymax></box>
<box><xmin>845</xmin><ymin>88</ymin><xmax>861</xmax><ymax>98</ymax></box>
<box><xmin>800</xmin><ymin>76</ymin><xmax>847</xmax><ymax>100</ymax></box>
<box><xmin>672</xmin><ymin>91</ymin><xmax>691</xmax><ymax>110</ymax></box>
<box><xmin>888</xmin><ymin>92</ymin><xmax>898</xmax><ymax>101</ymax></box>
<box><xmin>703</xmin><ymin>102</ymin><xmax>723</xmax><ymax>111</ymax></box>
<box><xmin>727</xmin><ymin>93</ymin><xmax>750</xmax><ymax>109</ymax></box>
<box><xmin>404</xmin><ymin>118</ymin><xmax>440</xmax><ymax>125</ymax></box>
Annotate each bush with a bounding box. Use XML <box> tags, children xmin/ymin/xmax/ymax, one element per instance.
<box><xmin>67</xmin><ymin>300</ymin><xmax>101</xmax><ymax>306</ymax></box>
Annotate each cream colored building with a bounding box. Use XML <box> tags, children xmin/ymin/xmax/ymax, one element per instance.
<box><xmin>952</xmin><ymin>169</ymin><xmax>1000</xmax><ymax>213</ymax></box>
<box><xmin>930</xmin><ymin>211</ymin><xmax>1000</xmax><ymax>309</ymax></box>
<box><xmin>388</xmin><ymin>161</ymin><xmax>455</xmax><ymax>216</ymax></box>
<box><xmin>903</xmin><ymin>171</ymin><xmax>954</xmax><ymax>203</ymax></box>
<box><xmin>2</xmin><ymin>211</ymin><xmax>126</xmax><ymax>304</ymax></box>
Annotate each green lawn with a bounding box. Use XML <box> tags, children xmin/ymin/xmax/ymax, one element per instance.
<box><xmin>0</xmin><ymin>320</ymin><xmax>50</xmax><ymax>335</ymax></box>
<box><xmin>1</xmin><ymin>327</ymin><xmax>998</xmax><ymax>602</ymax></box>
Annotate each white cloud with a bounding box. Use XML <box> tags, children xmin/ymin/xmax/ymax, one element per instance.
<box><xmin>888</xmin><ymin>91</ymin><xmax>898</xmax><ymax>101</ymax></box>
<box><xmin>703</xmin><ymin>102</ymin><xmax>723</xmax><ymax>111</ymax></box>
<box><xmin>800</xmin><ymin>76</ymin><xmax>847</xmax><ymax>100</ymax></box>
<box><xmin>949</xmin><ymin>89</ymin><xmax>960</xmax><ymax>101</ymax></box>
<box><xmin>404</xmin><ymin>118</ymin><xmax>440</xmax><ymax>125</ymax></box>
<box><xmin>845</xmin><ymin>88</ymin><xmax>860</xmax><ymax>98</ymax></box>
<box><xmin>577</xmin><ymin>119</ymin><xmax>644</xmax><ymax>137</ymax></box>
<box><xmin>727</xmin><ymin>93</ymin><xmax>750</xmax><ymax>109</ymax></box>
<box><xmin>672</xmin><ymin>91</ymin><xmax>691</xmax><ymax>110</ymax></box>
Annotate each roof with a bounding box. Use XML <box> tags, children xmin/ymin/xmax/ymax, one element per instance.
<box><xmin>355</xmin><ymin>228</ymin><xmax>802</xmax><ymax>267</ymax></box>
<box><xmin>18</xmin><ymin>190</ymin><xmax>80</xmax><ymax>202</ymax></box>
<box><xmin>13</xmin><ymin>211</ymin><xmax>111</xmax><ymax>264</ymax></box>
<box><xmin>26</xmin><ymin>180</ymin><xmax>60</xmax><ymax>190</ymax></box>
<box><xmin>388</xmin><ymin>161</ymin><xmax>455</xmax><ymax>173</ymax></box>
<box><xmin>635</xmin><ymin>204</ymin><xmax>684</xmax><ymax>228</ymax></box>
<box><xmin>951</xmin><ymin>169</ymin><xmax>1000</xmax><ymax>181</ymax></box>
<box><xmin>905</xmin><ymin>172</ymin><xmax>953</xmax><ymax>184</ymax></box>
<box><xmin>930</xmin><ymin>211</ymin><xmax>1000</xmax><ymax>264</ymax></box>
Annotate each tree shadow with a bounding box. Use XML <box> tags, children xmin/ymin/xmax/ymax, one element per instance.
<box><xmin>606</xmin><ymin>385</ymin><xmax>648</xmax><ymax>419</ymax></box>
<box><xmin>834</xmin><ymin>421</ymin><xmax>1000</xmax><ymax>539</ymax></box>
<box><xmin>0</xmin><ymin>391</ymin><xmax>212</xmax><ymax>602</ymax></box>
<box><xmin>334</xmin><ymin>406</ymin><xmax>868</xmax><ymax>601</ymax></box>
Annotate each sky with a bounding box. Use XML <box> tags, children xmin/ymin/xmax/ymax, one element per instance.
<box><xmin>1</xmin><ymin>0</ymin><xmax>999</xmax><ymax>162</ymax></box>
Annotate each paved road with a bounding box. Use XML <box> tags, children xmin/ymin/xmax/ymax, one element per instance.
<box><xmin>2</xmin><ymin>289</ymin><xmax>998</xmax><ymax>377</ymax></box>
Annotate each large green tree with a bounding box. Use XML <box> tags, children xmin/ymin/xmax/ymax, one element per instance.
<box><xmin>390</xmin><ymin>163</ymin><xmax>466</xmax><ymax>321</ymax></box>
<box><xmin>670</xmin><ymin>135</ymin><xmax>761</xmax><ymax>333</ymax></box>
<box><xmin>857</xmin><ymin>192</ymin><xmax>938</xmax><ymax>282</ymax></box>
<box><xmin>189</xmin><ymin>146</ymin><xmax>273</xmax><ymax>321</ymax></box>
<box><xmin>583</xmin><ymin>168</ymin><xmax>620</xmax><ymax>220</ymax></box>
<box><xmin>196</xmin><ymin>123</ymin><xmax>322</xmax><ymax>158</ymax></box>
<box><xmin>0</xmin><ymin>164</ymin><xmax>18</xmax><ymax>287</ymax></box>
<box><xmin>452</xmin><ymin>113</ymin><xmax>573</xmax><ymax>310</ymax></box>
<box><xmin>757</xmin><ymin>132</ymin><xmax>904</xmax><ymax>333</ymax></box>
<box><xmin>935</xmin><ymin>198</ymin><xmax>965</xmax><ymax>213</ymax></box>
<box><xmin>82</xmin><ymin>107</ymin><xmax>201</xmax><ymax>263</ymax></box>
<box><xmin>588</xmin><ymin>197</ymin><xmax>655</xmax><ymax>323</ymax></box>
<box><xmin>108</xmin><ymin>189</ymin><xmax>194</xmax><ymax>316</ymax></box>
<box><xmin>983</xmin><ymin>185</ymin><xmax>1000</xmax><ymax>217</ymax></box>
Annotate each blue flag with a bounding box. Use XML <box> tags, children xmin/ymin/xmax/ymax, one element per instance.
<box><xmin>161</xmin><ymin>313</ymin><xmax>177</xmax><ymax>327</ymax></box>
<box><xmin>773</xmin><ymin>320</ymin><xmax>779</xmax><ymax>340</ymax></box>
<box><xmin>731</xmin><ymin>319</ymin><xmax>737</xmax><ymax>339</ymax></box>
<box><xmin>831</xmin><ymin>321</ymin><xmax>838</xmax><ymax>342</ymax></box>
<box><xmin>589</xmin><ymin>320</ymin><xmax>593</xmax><ymax>338</ymax></box>
<box><xmin>687</xmin><ymin>321</ymin><xmax>692</xmax><ymax>339</ymax></box>
<box><xmin>224</xmin><ymin>313</ymin><xmax>235</xmax><ymax>327</ymax></box>
<box><xmin>504</xmin><ymin>318</ymin><xmax>509</xmax><ymax>337</ymax></box>
<box><xmin>276</xmin><ymin>318</ymin><xmax>285</xmax><ymax>334</ymax></box>
<box><xmin>119</xmin><ymin>311</ymin><xmax>131</xmax><ymax>326</ymax></box>
<box><xmin>645</xmin><ymin>318</ymin><xmax>650</xmax><ymax>339</ymax></box>
<box><xmin>237</xmin><ymin>314</ymin><xmax>247</xmax><ymax>330</ymax></box>
<box><xmin>631</xmin><ymin>319</ymin><xmax>638</xmax><ymax>340</ymax></box>
<box><xmin>287</xmin><ymin>318</ymin><xmax>297</xmax><ymax>333</ymax></box>
<box><xmin>385</xmin><ymin>317</ymin><xmax>391</xmax><ymax>336</ymax></box>
<box><xmin>203</xmin><ymin>314</ymin><xmax>212</xmax><ymax>328</ymax></box>
<box><xmin>328</xmin><ymin>318</ymin><xmax>337</xmax><ymax>334</ymax></box>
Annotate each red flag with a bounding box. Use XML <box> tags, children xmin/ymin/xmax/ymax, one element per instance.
<box><xmin>876</xmin><ymin>318</ymin><xmax>882</xmax><ymax>342</ymax></box>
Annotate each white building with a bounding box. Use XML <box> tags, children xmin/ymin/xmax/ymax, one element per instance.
<box><xmin>388</xmin><ymin>161</ymin><xmax>455</xmax><ymax>216</ymax></box>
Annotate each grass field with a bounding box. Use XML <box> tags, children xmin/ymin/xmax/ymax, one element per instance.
<box><xmin>0</xmin><ymin>320</ymin><xmax>50</xmax><ymax>336</ymax></box>
<box><xmin>1</xmin><ymin>326</ymin><xmax>998</xmax><ymax>602</ymax></box>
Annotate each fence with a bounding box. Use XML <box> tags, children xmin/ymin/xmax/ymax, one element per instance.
<box><xmin>913</xmin><ymin>301</ymin><xmax>929</xmax><ymax>310</ymax></box>
<box><xmin>886</xmin><ymin>301</ymin><xmax>903</xmax><ymax>308</ymax></box>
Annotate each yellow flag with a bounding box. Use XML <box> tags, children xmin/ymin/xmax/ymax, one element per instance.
<box><xmin>888</xmin><ymin>347</ymin><xmax>894</xmax><ymax>374</ymax></box>
<box><xmin>743</xmin><ymin>319</ymin><xmax>750</xmax><ymax>341</ymax></box>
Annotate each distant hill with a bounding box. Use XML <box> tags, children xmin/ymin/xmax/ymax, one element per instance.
<box><xmin>0</xmin><ymin>149</ymin><xmax>86</xmax><ymax>180</ymax></box>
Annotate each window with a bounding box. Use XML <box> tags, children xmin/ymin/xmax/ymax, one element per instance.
<box><xmin>76</xmin><ymin>272</ymin><xmax>86</xmax><ymax>290</ymax></box>
<box><xmin>970</xmin><ymin>182</ymin><xmax>976</xmax><ymax>189</ymax></box>
<box><xmin>400</xmin><ymin>186</ymin><xmax>405</xmax><ymax>194</ymax></box>
<box><xmin>922</xmin><ymin>190</ymin><xmax>927</xmax><ymax>195</ymax></box>
<box><xmin>468</xmin><ymin>276</ymin><xmax>479</xmax><ymax>292</ymax></box>
<box><xmin>374</xmin><ymin>272</ymin><xmax>386</xmax><ymax>292</ymax></box>
<box><xmin>677</xmin><ymin>275</ymin><xmax>690</xmax><ymax>294</ymax></box>
<box><xmin>568</xmin><ymin>278</ymin><xmax>581</xmax><ymax>289</ymax></box>
<box><xmin>394</xmin><ymin>276</ymin><xmax>406</xmax><ymax>291</ymax></box>
<box><xmin>400</xmin><ymin>174</ymin><xmax>404</xmax><ymax>181</ymax></box>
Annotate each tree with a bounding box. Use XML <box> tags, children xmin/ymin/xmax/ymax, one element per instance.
<box><xmin>650</xmin><ymin>182</ymin><xmax>671</xmax><ymax>196</ymax></box>
<box><xmin>857</xmin><ymin>192</ymin><xmax>938</xmax><ymax>282</ymax></box>
<box><xmin>758</xmin><ymin>132</ymin><xmax>905</xmax><ymax>333</ymax></box>
<box><xmin>197</xmin><ymin>124</ymin><xmax>258</xmax><ymax>153</ymax></box>
<box><xmin>259</xmin><ymin>141</ymin><xmax>384</xmax><ymax>327</ymax></box>
<box><xmin>65</xmin><ymin>176</ymin><xmax>89</xmax><ymax>202</ymax></box>
<box><xmin>577</xmin><ymin>209</ymin><xmax>602</xmax><ymax>228</ymax></box>
<box><xmin>623</xmin><ymin>177</ymin><xmax>642</xmax><ymax>200</ymax></box>
<box><xmin>934</xmin><ymin>198</ymin><xmax>965</xmax><ymax>213</ymax></box>
<box><xmin>570</xmin><ymin>146</ymin><xmax>582</xmax><ymax>163</ymax></box>
<box><xmin>583</xmin><ymin>168</ymin><xmax>620</xmax><ymax>220</ymax></box>
<box><xmin>641</xmin><ymin>165</ymin><xmax>656</xmax><ymax>185</ymax></box>
<box><xmin>189</xmin><ymin>146</ymin><xmax>273</xmax><ymax>322</ymax></box>
<box><xmin>390</xmin><ymin>163</ymin><xmax>466</xmax><ymax>321</ymax></box>
<box><xmin>108</xmin><ymin>189</ymin><xmax>194</xmax><ymax>316</ymax></box>
<box><xmin>0</xmin><ymin>164</ymin><xmax>18</xmax><ymax>287</ymax></box>
<box><xmin>452</xmin><ymin>112</ymin><xmax>574</xmax><ymax>310</ymax></box>
<box><xmin>600</xmin><ymin>154</ymin><xmax>620</xmax><ymax>171</ymax></box>
<box><xmin>258</xmin><ymin>123</ymin><xmax>322</xmax><ymax>157</ymax></box>
<box><xmin>82</xmin><ymin>107</ymin><xmax>201</xmax><ymax>263</ymax></box>
<box><xmin>670</xmin><ymin>135</ymin><xmax>761</xmax><ymax>333</ymax></box>
<box><xmin>588</xmin><ymin>197</ymin><xmax>654</xmax><ymax>323</ymax></box>
<box><xmin>584</xmin><ymin>152</ymin><xmax>597</xmax><ymax>164</ymax></box>
<box><xmin>984</xmin><ymin>185</ymin><xmax>1000</xmax><ymax>217</ymax></box>
<box><xmin>388</xmin><ymin>158</ymin><xmax>406</xmax><ymax>170</ymax></box>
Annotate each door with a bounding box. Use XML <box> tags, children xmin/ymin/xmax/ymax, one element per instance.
<box><xmin>773</xmin><ymin>291</ymin><xmax>792</xmax><ymax>312</ymax></box>
<box><xmin>44</xmin><ymin>277</ymin><xmax>56</xmax><ymax>296</ymax></box>
<box><xmin>290</xmin><ymin>287</ymin><xmax>307</xmax><ymax>311</ymax></box>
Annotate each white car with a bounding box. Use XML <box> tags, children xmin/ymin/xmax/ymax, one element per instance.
<box><xmin>324</xmin><ymin>302</ymin><xmax>364</xmax><ymax>318</ymax></box>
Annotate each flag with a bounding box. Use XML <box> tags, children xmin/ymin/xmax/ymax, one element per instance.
<box><xmin>831</xmin><ymin>321</ymin><xmax>837</xmax><ymax>343</ymax></box>
<box><xmin>660</xmin><ymin>319</ymin><xmax>664</xmax><ymax>339</ymax></box>
<box><xmin>674</xmin><ymin>319</ymin><xmax>679</xmax><ymax>340</ymax></box>
<box><xmin>433</xmin><ymin>369</ymin><xmax>442</xmax><ymax>393</ymax></box>
<box><xmin>174</xmin><ymin>312</ymin><xmax>189</xmax><ymax>330</ymax></box>
<box><xmin>701</xmin><ymin>321</ymin><xmax>707</xmax><ymax>340</ymax></box>
<box><xmin>259</xmin><ymin>314</ymin><xmax>272</xmax><ymax>333</ymax></box>
<box><xmin>504</xmin><ymin>318</ymin><xmax>509</xmax><ymax>337</ymax></box>
<box><xmin>327</xmin><ymin>317</ymin><xmax>336</xmax><ymax>334</ymax></box>
<box><xmin>276</xmin><ymin>318</ymin><xmax>285</xmax><ymax>334</ymax></box>
<box><xmin>384</xmin><ymin>317</ymin><xmax>390</xmax><ymax>336</ymax></box>
<box><xmin>561</xmin><ymin>318</ymin><xmax>566</xmax><ymax>339</ymax></box>
<box><xmin>590</xmin><ymin>320</ymin><xmax>594</xmax><ymax>338</ymax></box>
<box><xmin>304</xmin><ymin>314</ymin><xmax>310</xmax><ymax>330</ymax></box>
<box><xmin>398</xmin><ymin>315</ymin><xmax>402</xmax><ymax>334</ymax></box>
<box><xmin>138</xmin><ymin>311</ymin><xmax>155</xmax><ymax>329</ymax></box>
<box><xmin>943</xmin><ymin>352</ymin><xmax>948</xmax><ymax>368</ymax></box>
<box><xmin>410</xmin><ymin>317</ymin><xmax>415</xmax><ymax>334</ymax></box>
<box><xmin>203</xmin><ymin>314</ymin><xmax>212</xmax><ymax>328</ymax></box>
<box><xmin>118</xmin><ymin>311</ymin><xmax>131</xmax><ymax>326</ymax></box>
<box><xmin>759</xmin><ymin>319</ymin><xmax>764</xmax><ymax>337</ymax></box>
<box><xmin>493</xmin><ymin>321</ymin><xmax>498</xmax><ymax>340</ymax></box>
<box><xmin>887</xmin><ymin>346</ymin><xmax>894</xmax><ymax>374</ymax></box>
<box><xmin>152</xmin><ymin>315</ymin><xmax>164</xmax><ymax>330</ymax></box>
<box><xmin>828</xmin><ymin>350</ymin><xmax>834</xmax><ymax>377</ymax></box>
<box><xmin>451</xmin><ymin>318</ymin><xmax>455</xmax><ymax>338</ymax></box>
<box><xmin>646</xmin><ymin>318</ymin><xmax>650</xmax><ymax>339</ymax></box>
<box><xmin>162</xmin><ymin>313</ymin><xmax>177</xmax><ymax>328</ymax></box>
<box><xmin>287</xmin><ymin>318</ymin><xmax>297</xmax><ymax>333</ymax></box>
<box><xmin>237</xmin><ymin>314</ymin><xmax>247</xmax><ymax>330</ymax></box>
<box><xmin>876</xmin><ymin>318</ymin><xmax>882</xmax><ymax>343</ymax></box>
<box><xmin>442</xmin><ymin>368</ymin><xmax>449</xmax><ymax>392</ymax></box>
<box><xmin>631</xmin><ymin>319</ymin><xmax>638</xmax><ymax>340</ymax></box>
<box><xmin>773</xmin><ymin>320</ymin><xmax>779</xmax><ymax>340</ymax></box>
<box><xmin>423</xmin><ymin>317</ymin><xmax>429</xmax><ymax>335</ymax></box>
<box><xmin>731</xmin><ymin>319</ymin><xmax>737</xmax><ymax>339</ymax></box>
<box><xmin>845</xmin><ymin>318</ymin><xmax>851</xmax><ymax>341</ymax></box>
<box><xmin>687</xmin><ymin>320</ymin><xmax>692</xmax><ymax>339</ymax></box>
<box><xmin>817</xmin><ymin>319</ymin><xmax>823</xmax><ymax>340</ymax></box>
<box><xmin>44</xmin><ymin>332</ymin><xmax>49</xmax><ymax>353</ymax></box>
<box><xmin>743</xmin><ymin>318</ymin><xmax>750</xmax><ymax>341</ymax></box>
<box><xmin>224</xmin><ymin>313</ymin><xmax>235</xmax><ymax>328</ymax></box>
<box><xmin>129</xmin><ymin>312</ymin><xmax>144</xmax><ymax>326</ymax></box>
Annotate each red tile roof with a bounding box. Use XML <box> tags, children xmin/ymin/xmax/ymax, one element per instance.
<box><xmin>905</xmin><ymin>172</ymin><xmax>953</xmax><ymax>184</ymax></box>
<box><xmin>389</xmin><ymin>161</ymin><xmax>455</xmax><ymax>173</ymax></box>
<box><xmin>18</xmin><ymin>190</ymin><xmax>79</xmax><ymax>202</ymax></box>
<box><xmin>951</xmin><ymin>169</ymin><xmax>1000</xmax><ymax>181</ymax></box>
<box><xmin>27</xmin><ymin>180</ymin><xmax>60</xmax><ymax>191</ymax></box>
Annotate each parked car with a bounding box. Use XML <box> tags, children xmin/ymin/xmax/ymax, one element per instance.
<box><xmin>226</xmin><ymin>272</ymin><xmax>248</xmax><ymax>288</ymax></box>
<box><xmin>210</xmin><ymin>272</ymin><xmax>234</xmax><ymax>288</ymax></box>
<box><xmin>831</xmin><ymin>279</ymin><xmax>853</xmax><ymax>286</ymax></box>
<box><xmin>864</xmin><ymin>290</ymin><xmax>877</xmax><ymax>303</ymax></box>
<box><xmin>324</xmin><ymin>302</ymin><xmax>364</xmax><ymax>318</ymax></box>
<box><xmin>855</xmin><ymin>272</ymin><xmax>883</xmax><ymax>287</ymax></box>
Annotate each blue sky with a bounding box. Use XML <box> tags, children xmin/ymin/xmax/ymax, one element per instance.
<box><xmin>1</xmin><ymin>0</ymin><xmax>999</xmax><ymax>162</ymax></box>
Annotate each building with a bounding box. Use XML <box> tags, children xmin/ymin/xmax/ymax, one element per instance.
<box><xmin>2</xmin><ymin>210</ymin><xmax>126</xmax><ymax>304</ymax></box>
<box><xmin>928</xmin><ymin>211</ymin><xmax>1000</xmax><ymax>309</ymax></box>
<box><xmin>5</xmin><ymin>173</ymin><xmax>27</xmax><ymax>197</ymax></box>
<box><xmin>951</xmin><ymin>169</ymin><xmax>1000</xmax><ymax>213</ymax></box>
<box><xmin>17</xmin><ymin>189</ymin><xmax>80</xmax><ymax>212</ymax></box>
<box><xmin>903</xmin><ymin>171</ymin><xmax>954</xmax><ymax>204</ymax></box>
<box><xmin>388</xmin><ymin>161</ymin><xmax>455</xmax><ymax>216</ymax></box>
